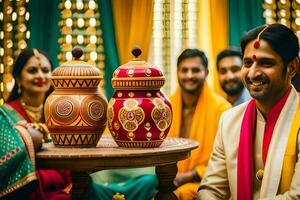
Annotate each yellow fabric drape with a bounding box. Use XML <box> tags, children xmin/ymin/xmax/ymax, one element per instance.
<box><xmin>169</xmin><ymin>82</ymin><xmax>231</xmax><ymax>175</ymax></box>
<box><xmin>175</xmin><ymin>183</ymin><xmax>199</xmax><ymax>200</ymax></box>
<box><xmin>112</xmin><ymin>0</ymin><xmax>153</xmax><ymax>64</ymax></box>
<box><xmin>279</xmin><ymin>95</ymin><xmax>300</xmax><ymax>193</ymax></box>
<box><xmin>197</xmin><ymin>0</ymin><xmax>228</xmax><ymax>97</ymax></box>
<box><xmin>169</xmin><ymin>82</ymin><xmax>231</xmax><ymax>198</ymax></box>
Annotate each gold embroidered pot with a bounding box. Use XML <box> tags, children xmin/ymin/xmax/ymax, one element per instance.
<box><xmin>44</xmin><ymin>47</ymin><xmax>107</xmax><ymax>147</ymax></box>
<box><xmin>108</xmin><ymin>47</ymin><xmax>172</xmax><ymax>148</ymax></box>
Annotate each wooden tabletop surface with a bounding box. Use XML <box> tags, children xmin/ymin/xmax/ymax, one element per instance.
<box><xmin>36</xmin><ymin>135</ymin><xmax>199</xmax><ymax>171</ymax></box>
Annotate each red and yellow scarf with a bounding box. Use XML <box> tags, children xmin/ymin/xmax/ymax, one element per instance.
<box><xmin>237</xmin><ymin>87</ymin><xmax>300</xmax><ymax>199</ymax></box>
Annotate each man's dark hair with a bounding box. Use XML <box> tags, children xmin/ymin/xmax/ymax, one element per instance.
<box><xmin>240</xmin><ymin>23</ymin><xmax>299</xmax><ymax>67</ymax></box>
<box><xmin>216</xmin><ymin>48</ymin><xmax>242</xmax><ymax>71</ymax></box>
<box><xmin>177</xmin><ymin>49</ymin><xmax>208</xmax><ymax>69</ymax></box>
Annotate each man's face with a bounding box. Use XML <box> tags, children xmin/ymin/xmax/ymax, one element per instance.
<box><xmin>218</xmin><ymin>56</ymin><xmax>244</xmax><ymax>96</ymax></box>
<box><xmin>177</xmin><ymin>56</ymin><xmax>208</xmax><ymax>94</ymax></box>
<box><xmin>240</xmin><ymin>40</ymin><xmax>290</xmax><ymax>103</ymax></box>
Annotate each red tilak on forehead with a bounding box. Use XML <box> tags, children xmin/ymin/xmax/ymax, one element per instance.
<box><xmin>253</xmin><ymin>24</ymin><xmax>269</xmax><ymax>50</ymax></box>
<box><xmin>253</xmin><ymin>40</ymin><xmax>260</xmax><ymax>49</ymax></box>
<box><xmin>252</xmin><ymin>54</ymin><xmax>257</xmax><ymax>60</ymax></box>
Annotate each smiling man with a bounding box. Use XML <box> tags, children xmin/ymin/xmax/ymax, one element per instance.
<box><xmin>217</xmin><ymin>48</ymin><xmax>251</xmax><ymax>106</ymax></box>
<box><xmin>197</xmin><ymin>24</ymin><xmax>300</xmax><ymax>200</ymax></box>
<box><xmin>168</xmin><ymin>49</ymin><xmax>231</xmax><ymax>200</ymax></box>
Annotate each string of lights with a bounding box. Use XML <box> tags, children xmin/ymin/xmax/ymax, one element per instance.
<box><xmin>57</xmin><ymin>0</ymin><xmax>105</xmax><ymax>93</ymax></box>
<box><xmin>151</xmin><ymin>0</ymin><xmax>198</xmax><ymax>95</ymax></box>
<box><xmin>263</xmin><ymin>0</ymin><xmax>300</xmax><ymax>34</ymax></box>
<box><xmin>0</xmin><ymin>0</ymin><xmax>30</xmax><ymax>105</ymax></box>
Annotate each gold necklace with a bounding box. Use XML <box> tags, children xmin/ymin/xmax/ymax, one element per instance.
<box><xmin>20</xmin><ymin>99</ymin><xmax>43</xmax><ymax>123</ymax></box>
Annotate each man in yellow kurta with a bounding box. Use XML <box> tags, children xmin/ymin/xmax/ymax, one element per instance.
<box><xmin>169</xmin><ymin>49</ymin><xmax>231</xmax><ymax>200</ymax></box>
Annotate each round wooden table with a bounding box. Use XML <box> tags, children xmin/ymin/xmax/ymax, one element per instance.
<box><xmin>36</xmin><ymin>135</ymin><xmax>198</xmax><ymax>200</ymax></box>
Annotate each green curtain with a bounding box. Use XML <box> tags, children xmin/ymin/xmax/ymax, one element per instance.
<box><xmin>229</xmin><ymin>0</ymin><xmax>265</xmax><ymax>47</ymax></box>
<box><xmin>27</xmin><ymin>0</ymin><xmax>61</xmax><ymax>69</ymax></box>
<box><xmin>27</xmin><ymin>0</ymin><xmax>119</xmax><ymax>98</ymax></box>
<box><xmin>98</xmin><ymin>0</ymin><xmax>120</xmax><ymax>99</ymax></box>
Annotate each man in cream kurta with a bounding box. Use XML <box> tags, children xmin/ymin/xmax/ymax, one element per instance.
<box><xmin>197</xmin><ymin>24</ymin><xmax>300</xmax><ymax>200</ymax></box>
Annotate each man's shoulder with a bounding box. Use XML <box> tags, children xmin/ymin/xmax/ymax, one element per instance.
<box><xmin>234</xmin><ymin>89</ymin><xmax>251</xmax><ymax>106</ymax></box>
<box><xmin>240</xmin><ymin>89</ymin><xmax>251</xmax><ymax>102</ymax></box>
<box><xmin>221</xmin><ymin>100</ymin><xmax>249</xmax><ymax>121</ymax></box>
<box><xmin>216</xmin><ymin>101</ymin><xmax>249</xmax><ymax>144</ymax></box>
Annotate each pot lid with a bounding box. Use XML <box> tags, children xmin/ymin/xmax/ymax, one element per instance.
<box><xmin>112</xmin><ymin>47</ymin><xmax>165</xmax><ymax>90</ymax></box>
<box><xmin>52</xmin><ymin>47</ymin><xmax>101</xmax><ymax>77</ymax></box>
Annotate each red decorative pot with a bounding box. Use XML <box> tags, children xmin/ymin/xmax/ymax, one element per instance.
<box><xmin>107</xmin><ymin>48</ymin><xmax>172</xmax><ymax>148</ymax></box>
<box><xmin>44</xmin><ymin>47</ymin><xmax>107</xmax><ymax>147</ymax></box>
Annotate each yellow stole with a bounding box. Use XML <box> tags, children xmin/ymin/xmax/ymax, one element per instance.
<box><xmin>279</xmin><ymin>93</ymin><xmax>300</xmax><ymax>193</ymax></box>
<box><xmin>169</xmin><ymin>82</ymin><xmax>231</xmax><ymax>177</ymax></box>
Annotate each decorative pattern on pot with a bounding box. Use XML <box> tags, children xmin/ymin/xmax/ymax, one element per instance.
<box><xmin>44</xmin><ymin>47</ymin><xmax>107</xmax><ymax>147</ymax></box>
<box><xmin>107</xmin><ymin>47</ymin><xmax>172</xmax><ymax>148</ymax></box>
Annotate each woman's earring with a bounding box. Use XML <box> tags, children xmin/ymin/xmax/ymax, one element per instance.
<box><xmin>17</xmin><ymin>83</ymin><xmax>21</xmax><ymax>94</ymax></box>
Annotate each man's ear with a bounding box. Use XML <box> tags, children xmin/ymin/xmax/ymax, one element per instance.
<box><xmin>205</xmin><ymin>68</ymin><xmax>209</xmax><ymax>76</ymax></box>
<box><xmin>287</xmin><ymin>58</ymin><xmax>299</xmax><ymax>78</ymax></box>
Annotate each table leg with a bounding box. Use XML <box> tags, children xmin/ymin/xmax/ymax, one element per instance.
<box><xmin>155</xmin><ymin>163</ymin><xmax>178</xmax><ymax>200</ymax></box>
<box><xmin>71</xmin><ymin>171</ymin><xmax>90</xmax><ymax>200</ymax></box>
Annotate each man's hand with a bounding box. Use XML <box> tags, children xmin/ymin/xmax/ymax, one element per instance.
<box><xmin>27</xmin><ymin>126</ymin><xmax>43</xmax><ymax>152</ymax></box>
<box><xmin>29</xmin><ymin>123</ymin><xmax>50</xmax><ymax>142</ymax></box>
<box><xmin>15</xmin><ymin>121</ymin><xmax>49</xmax><ymax>152</ymax></box>
<box><xmin>174</xmin><ymin>170</ymin><xmax>201</xmax><ymax>187</ymax></box>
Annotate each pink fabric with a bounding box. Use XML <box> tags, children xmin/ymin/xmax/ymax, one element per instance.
<box><xmin>29</xmin><ymin>170</ymin><xmax>71</xmax><ymax>200</ymax></box>
<box><xmin>237</xmin><ymin>99</ymin><xmax>256</xmax><ymax>200</ymax></box>
<box><xmin>237</xmin><ymin>87</ymin><xmax>291</xmax><ymax>200</ymax></box>
<box><xmin>262</xmin><ymin>87</ymin><xmax>291</xmax><ymax>164</ymax></box>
